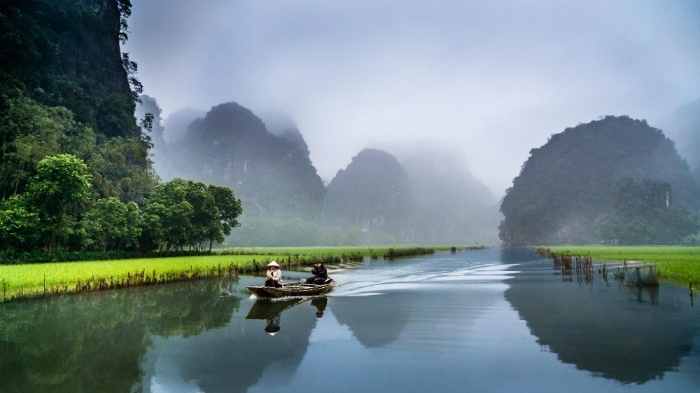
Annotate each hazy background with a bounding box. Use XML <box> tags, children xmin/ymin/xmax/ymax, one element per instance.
<box><xmin>123</xmin><ymin>0</ymin><xmax>700</xmax><ymax>196</ymax></box>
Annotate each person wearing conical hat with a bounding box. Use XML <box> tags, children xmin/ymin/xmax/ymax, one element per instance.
<box><xmin>264</xmin><ymin>261</ymin><xmax>283</xmax><ymax>288</ymax></box>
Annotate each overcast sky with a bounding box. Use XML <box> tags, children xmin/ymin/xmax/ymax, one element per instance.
<box><xmin>124</xmin><ymin>0</ymin><xmax>700</xmax><ymax>197</ymax></box>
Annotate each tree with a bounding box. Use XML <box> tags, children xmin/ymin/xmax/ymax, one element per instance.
<box><xmin>0</xmin><ymin>194</ymin><xmax>39</xmax><ymax>252</ymax></box>
<box><xmin>83</xmin><ymin>197</ymin><xmax>142</xmax><ymax>251</ymax></box>
<box><xmin>25</xmin><ymin>154</ymin><xmax>91</xmax><ymax>257</ymax></box>
<box><xmin>145</xmin><ymin>179</ymin><xmax>241</xmax><ymax>252</ymax></box>
<box><xmin>0</xmin><ymin>96</ymin><xmax>95</xmax><ymax>198</ymax></box>
<box><xmin>207</xmin><ymin>184</ymin><xmax>242</xmax><ymax>251</ymax></box>
<box><xmin>88</xmin><ymin>136</ymin><xmax>155</xmax><ymax>203</ymax></box>
<box><xmin>182</xmin><ymin>180</ymin><xmax>217</xmax><ymax>251</ymax></box>
<box><xmin>146</xmin><ymin>179</ymin><xmax>192</xmax><ymax>251</ymax></box>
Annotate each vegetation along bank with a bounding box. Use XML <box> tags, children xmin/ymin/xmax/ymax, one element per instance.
<box><xmin>544</xmin><ymin>246</ymin><xmax>700</xmax><ymax>286</ymax></box>
<box><xmin>0</xmin><ymin>246</ymin><xmax>476</xmax><ymax>302</ymax></box>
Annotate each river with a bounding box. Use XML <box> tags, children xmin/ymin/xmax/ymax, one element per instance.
<box><xmin>1</xmin><ymin>248</ymin><xmax>698</xmax><ymax>392</ymax></box>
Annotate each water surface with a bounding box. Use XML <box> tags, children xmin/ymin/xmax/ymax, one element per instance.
<box><xmin>1</xmin><ymin>248</ymin><xmax>698</xmax><ymax>392</ymax></box>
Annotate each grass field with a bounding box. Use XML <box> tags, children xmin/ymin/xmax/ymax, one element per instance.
<box><xmin>0</xmin><ymin>246</ymin><xmax>459</xmax><ymax>302</ymax></box>
<box><xmin>546</xmin><ymin>246</ymin><xmax>700</xmax><ymax>286</ymax></box>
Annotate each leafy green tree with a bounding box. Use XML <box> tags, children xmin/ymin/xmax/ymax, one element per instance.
<box><xmin>145</xmin><ymin>179</ymin><xmax>241</xmax><ymax>252</ymax></box>
<box><xmin>0</xmin><ymin>96</ymin><xmax>95</xmax><ymax>198</ymax></box>
<box><xmin>207</xmin><ymin>184</ymin><xmax>242</xmax><ymax>251</ymax></box>
<box><xmin>0</xmin><ymin>0</ymin><xmax>142</xmax><ymax>139</ymax></box>
<box><xmin>137</xmin><ymin>207</ymin><xmax>163</xmax><ymax>252</ymax></box>
<box><xmin>83</xmin><ymin>197</ymin><xmax>142</xmax><ymax>251</ymax></box>
<box><xmin>88</xmin><ymin>136</ymin><xmax>156</xmax><ymax>203</ymax></box>
<box><xmin>146</xmin><ymin>179</ymin><xmax>193</xmax><ymax>251</ymax></box>
<box><xmin>0</xmin><ymin>194</ymin><xmax>39</xmax><ymax>252</ymax></box>
<box><xmin>181</xmin><ymin>180</ymin><xmax>217</xmax><ymax>250</ymax></box>
<box><xmin>25</xmin><ymin>154</ymin><xmax>91</xmax><ymax>257</ymax></box>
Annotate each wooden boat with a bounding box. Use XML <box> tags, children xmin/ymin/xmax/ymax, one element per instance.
<box><xmin>247</xmin><ymin>281</ymin><xmax>333</xmax><ymax>298</ymax></box>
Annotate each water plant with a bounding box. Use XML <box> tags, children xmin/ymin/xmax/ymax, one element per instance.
<box><xmin>542</xmin><ymin>246</ymin><xmax>699</xmax><ymax>287</ymax></box>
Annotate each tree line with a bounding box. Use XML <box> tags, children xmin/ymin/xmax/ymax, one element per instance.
<box><xmin>0</xmin><ymin>152</ymin><xmax>241</xmax><ymax>260</ymax></box>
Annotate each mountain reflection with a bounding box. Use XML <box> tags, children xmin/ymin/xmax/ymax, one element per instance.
<box><xmin>505</xmin><ymin>261</ymin><xmax>699</xmax><ymax>384</ymax></box>
<box><xmin>0</xmin><ymin>278</ymin><xmax>241</xmax><ymax>393</ymax></box>
<box><xmin>137</xmin><ymin>294</ymin><xmax>319</xmax><ymax>393</ymax></box>
<box><xmin>332</xmin><ymin>293</ymin><xmax>412</xmax><ymax>348</ymax></box>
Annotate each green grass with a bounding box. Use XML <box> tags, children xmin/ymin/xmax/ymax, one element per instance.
<box><xmin>0</xmin><ymin>254</ymin><xmax>277</xmax><ymax>302</ymax></box>
<box><xmin>546</xmin><ymin>246</ymin><xmax>700</xmax><ymax>286</ymax></box>
<box><xmin>0</xmin><ymin>245</ymin><xmax>463</xmax><ymax>302</ymax></box>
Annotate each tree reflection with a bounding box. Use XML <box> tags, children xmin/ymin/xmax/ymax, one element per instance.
<box><xmin>0</xmin><ymin>278</ymin><xmax>241</xmax><ymax>393</ymax></box>
<box><xmin>138</xmin><ymin>294</ymin><xmax>319</xmax><ymax>393</ymax></box>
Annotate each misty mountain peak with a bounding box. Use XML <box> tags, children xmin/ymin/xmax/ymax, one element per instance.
<box><xmin>185</xmin><ymin>102</ymin><xmax>270</xmax><ymax>142</ymax></box>
<box><xmin>325</xmin><ymin>148</ymin><xmax>412</xmax><ymax>235</ymax></box>
<box><xmin>260</xmin><ymin>110</ymin><xmax>310</xmax><ymax>157</ymax></box>
<box><xmin>162</xmin><ymin>101</ymin><xmax>326</xmax><ymax>217</ymax></box>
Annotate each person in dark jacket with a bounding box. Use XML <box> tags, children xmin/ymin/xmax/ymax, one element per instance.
<box><xmin>306</xmin><ymin>259</ymin><xmax>328</xmax><ymax>284</ymax></box>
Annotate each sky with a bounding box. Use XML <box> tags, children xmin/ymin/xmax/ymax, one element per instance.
<box><xmin>123</xmin><ymin>0</ymin><xmax>700</xmax><ymax>197</ymax></box>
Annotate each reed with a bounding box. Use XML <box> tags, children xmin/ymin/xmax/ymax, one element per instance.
<box><xmin>539</xmin><ymin>248</ymin><xmax>594</xmax><ymax>284</ymax></box>
<box><xmin>384</xmin><ymin>247</ymin><xmax>435</xmax><ymax>259</ymax></box>
<box><xmin>543</xmin><ymin>246</ymin><xmax>700</xmax><ymax>287</ymax></box>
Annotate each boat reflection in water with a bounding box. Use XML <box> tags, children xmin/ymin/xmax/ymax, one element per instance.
<box><xmin>246</xmin><ymin>297</ymin><xmax>328</xmax><ymax>335</ymax></box>
<box><xmin>2</xmin><ymin>250</ymin><xmax>699</xmax><ymax>393</ymax></box>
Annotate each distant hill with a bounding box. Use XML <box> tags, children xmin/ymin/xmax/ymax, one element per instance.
<box><xmin>162</xmin><ymin>107</ymin><xmax>207</xmax><ymax>144</ymax></box>
<box><xmin>324</xmin><ymin>147</ymin><xmax>501</xmax><ymax>244</ymax></box>
<box><xmin>658</xmin><ymin>98</ymin><xmax>700</xmax><ymax>189</ymax></box>
<box><xmin>260</xmin><ymin>111</ymin><xmax>311</xmax><ymax>158</ymax></box>
<box><xmin>395</xmin><ymin>147</ymin><xmax>500</xmax><ymax>244</ymax></box>
<box><xmin>499</xmin><ymin>115</ymin><xmax>700</xmax><ymax>245</ymax></box>
<box><xmin>165</xmin><ymin>102</ymin><xmax>326</xmax><ymax>218</ymax></box>
<box><xmin>325</xmin><ymin>148</ymin><xmax>413</xmax><ymax>241</ymax></box>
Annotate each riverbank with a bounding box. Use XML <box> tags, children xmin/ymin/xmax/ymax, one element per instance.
<box><xmin>0</xmin><ymin>246</ymin><xmax>476</xmax><ymax>302</ymax></box>
<box><xmin>545</xmin><ymin>246</ymin><xmax>700</xmax><ymax>286</ymax></box>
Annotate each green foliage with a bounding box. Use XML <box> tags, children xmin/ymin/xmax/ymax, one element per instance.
<box><xmin>594</xmin><ymin>178</ymin><xmax>699</xmax><ymax>244</ymax></box>
<box><xmin>0</xmin><ymin>95</ymin><xmax>95</xmax><ymax>198</ymax></box>
<box><xmin>0</xmin><ymin>279</ymin><xmax>240</xmax><ymax>392</ymax></box>
<box><xmin>88</xmin><ymin>135</ymin><xmax>155</xmax><ymax>202</ymax></box>
<box><xmin>25</xmin><ymin>154</ymin><xmax>92</xmax><ymax>256</ymax></box>
<box><xmin>547</xmin><ymin>245</ymin><xmax>700</xmax><ymax>285</ymax></box>
<box><xmin>383</xmin><ymin>247</ymin><xmax>435</xmax><ymax>258</ymax></box>
<box><xmin>207</xmin><ymin>184</ymin><xmax>242</xmax><ymax>249</ymax></box>
<box><xmin>0</xmin><ymin>0</ymin><xmax>141</xmax><ymax>138</ymax></box>
<box><xmin>680</xmin><ymin>233</ymin><xmax>700</xmax><ymax>246</ymax></box>
<box><xmin>0</xmin><ymin>195</ymin><xmax>39</xmax><ymax>251</ymax></box>
<box><xmin>83</xmin><ymin>197</ymin><xmax>141</xmax><ymax>251</ymax></box>
<box><xmin>500</xmin><ymin>116</ymin><xmax>700</xmax><ymax>245</ymax></box>
<box><xmin>163</xmin><ymin>102</ymin><xmax>326</xmax><ymax>218</ymax></box>
<box><xmin>0</xmin><ymin>246</ymin><xmax>461</xmax><ymax>299</ymax></box>
<box><xmin>146</xmin><ymin>178</ymin><xmax>242</xmax><ymax>252</ymax></box>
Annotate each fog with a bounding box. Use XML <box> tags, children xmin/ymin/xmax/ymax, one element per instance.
<box><xmin>123</xmin><ymin>1</ymin><xmax>700</xmax><ymax>196</ymax></box>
